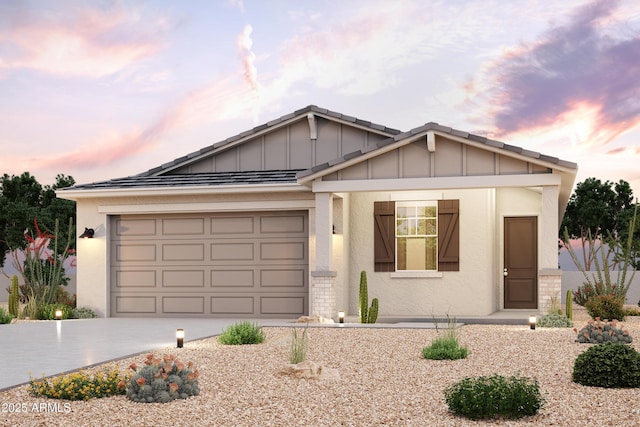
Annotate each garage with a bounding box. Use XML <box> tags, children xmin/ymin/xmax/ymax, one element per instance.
<box><xmin>110</xmin><ymin>211</ymin><xmax>309</xmax><ymax>318</ymax></box>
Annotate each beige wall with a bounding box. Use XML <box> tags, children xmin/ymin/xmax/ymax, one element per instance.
<box><xmin>344</xmin><ymin>189</ymin><xmax>497</xmax><ymax>317</ymax></box>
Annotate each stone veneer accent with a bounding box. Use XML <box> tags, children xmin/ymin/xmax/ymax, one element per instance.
<box><xmin>538</xmin><ymin>269</ymin><xmax>562</xmax><ymax>314</ymax></box>
<box><xmin>310</xmin><ymin>271</ymin><xmax>337</xmax><ymax>319</ymax></box>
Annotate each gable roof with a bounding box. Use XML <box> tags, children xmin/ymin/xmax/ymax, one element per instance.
<box><xmin>139</xmin><ymin>105</ymin><xmax>401</xmax><ymax>177</ymax></box>
<box><xmin>297</xmin><ymin>121</ymin><xmax>577</xmax><ymax>182</ymax></box>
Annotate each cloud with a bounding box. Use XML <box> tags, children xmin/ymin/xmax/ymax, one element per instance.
<box><xmin>236</xmin><ymin>24</ymin><xmax>260</xmax><ymax>93</ymax></box>
<box><xmin>466</xmin><ymin>0</ymin><xmax>640</xmax><ymax>147</ymax></box>
<box><xmin>0</xmin><ymin>2</ymin><xmax>168</xmax><ymax>78</ymax></box>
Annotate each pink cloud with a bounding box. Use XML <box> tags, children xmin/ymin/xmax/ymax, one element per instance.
<box><xmin>0</xmin><ymin>3</ymin><xmax>168</xmax><ymax>78</ymax></box>
<box><xmin>466</xmin><ymin>0</ymin><xmax>640</xmax><ymax>147</ymax></box>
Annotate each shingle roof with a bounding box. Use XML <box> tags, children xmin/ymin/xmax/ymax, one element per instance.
<box><xmin>139</xmin><ymin>105</ymin><xmax>402</xmax><ymax>177</ymax></box>
<box><xmin>296</xmin><ymin>122</ymin><xmax>578</xmax><ymax>179</ymax></box>
<box><xmin>64</xmin><ymin>170</ymin><xmax>303</xmax><ymax>191</ymax></box>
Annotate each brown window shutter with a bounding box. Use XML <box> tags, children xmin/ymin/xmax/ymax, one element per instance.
<box><xmin>438</xmin><ymin>199</ymin><xmax>460</xmax><ymax>271</ymax></box>
<box><xmin>374</xmin><ymin>201</ymin><xmax>395</xmax><ymax>272</ymax></box>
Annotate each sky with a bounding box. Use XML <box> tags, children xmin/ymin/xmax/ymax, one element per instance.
<box><xmin>1</xmin><ymin>0</ymin><xmax>640</xmax><ymax>196</ymax></box>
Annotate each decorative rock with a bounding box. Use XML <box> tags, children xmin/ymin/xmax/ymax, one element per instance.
<box><xmin>295</xmin><ymin>315</ymin><xmax>334</xmax><ymax>324</ymax></box>
<box><xmin>280</xmin><ymin>361</ymin><xmax>340</xmax><ymax>381</ymax></box>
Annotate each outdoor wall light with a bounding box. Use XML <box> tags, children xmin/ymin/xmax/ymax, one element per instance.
<box><xmin>79</xmin><ymin>228</ymin><xmax>95</xmax><ymax>238</ymax></box>
<box><xmin>55</xmin><ymin>309</ymin><xmax>62</xmax><ymax>320</ymax></box>
<box><xmin>176</xmin><ymin>329</ymin><xmax>184</xmax><ymax>348</ymax></box>
<box><xmin>338</xmin><ymin>311</ymin><xmax>345</xmax><ymax>324</ymax></box>
<box><xmin>529</xmin><ymin>315</ymin><xmax>537</xmax><ymax>330</ymax></box>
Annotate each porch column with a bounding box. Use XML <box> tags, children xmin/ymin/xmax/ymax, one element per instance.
<box><xmin>310</xmin><ymin>192</ymin><xmax>336</xmax><ymax>319</ymax></box>
<box><xmin>539</xmin><ymin>185</ymin><xmax>561</xmax><ymax>313</ymax></box>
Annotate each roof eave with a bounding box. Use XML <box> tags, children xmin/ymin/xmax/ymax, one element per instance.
<box><xmin>56</xmin><ymin>183</ymin><xmax>308</xmax><ymax>201</ymax></box>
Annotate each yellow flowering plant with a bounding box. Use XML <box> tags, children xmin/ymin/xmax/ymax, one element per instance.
<box><xmin>29</xmin><ymin>366</ymin><xmax>128</xmax><ymax>401</ymax></box>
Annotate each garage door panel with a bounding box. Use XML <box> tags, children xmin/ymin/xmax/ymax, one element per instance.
<box><xmin>115</xmin><ymin>296</ymin><xmax>157</xmax><ymax>313</ymax></box>
<box><xmin>211</xmin><ymin>242</ymin><xmax>254</xmax><ymax>260</ymax></box>
<box><xmin>162</xmin><ymin>296</ymin><xmax>205</xmax><ymax>314</ymax></box>
<box><xmin>211</xmin><ymin>217</ymin><xmax>254</xmax><ymax>234</ymax></box>
<box><xmin>261</xmin><ymin>269</ymin><xmax>306</xmax><ymax>287</ymax></box>
<box><xmin>115</xmin><ymin>270</ymin><xmax>157</xmax><ymax>288</ymax></box>
<box><xmin>111</xmin><ymin>212</ymin><xmax>308</xmax><ymax>318</ymax></box>
<box><xmin>163</xmin><ymin>243</ymin><xmax>205</xmax><ymax>261</ymax></box>
<box><xmin>162</xmin><ymin>270</ymin><xmax>205</xmax><ymax>288</ymax></box>
<box><xmin>115</xmin><ymin>219</ymin><xmax>157</xmax><ymax>236</ymax></box>
<box><xmin>260</xmin><ymin>296</ymin><xmax>306</xmax><ymax>315</ymax></box>
<box><xmin>162</xmin><ymin>218</ymin><xmax>205</xmax><ymax>235</ymax></box>
<box><xmin>260</xmin><ymin>215</ymin><xmax>305</xmax><ymax>233</ymax></box>
<box><xmin>260</xmin><ymin>242</ymin><xmax>305</xmax><ymax>260</ymax></box>
<box><xmin>211</xmin><ymin>269</ymin><xmax>254</xmax><ymax>287</ymax></box>
<box><xmin>116</xmin><ymin>244</ymin><xmax>157</xmax><ymax>262</ymax></box>
<box><xmin>210</xmin><ymin>296</ymin><xmax>254</xmax><ymax>314</ymax></box>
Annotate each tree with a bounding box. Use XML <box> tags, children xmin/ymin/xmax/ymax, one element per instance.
<box><xmin>560</xmin><ymin>178</ymin><xmax>634</xmax><ymax>270</ymax></box>
<box><xmin>0</xmin><ymin>173</ymin><xmax>76</xmax><ymax>268</ymax></box>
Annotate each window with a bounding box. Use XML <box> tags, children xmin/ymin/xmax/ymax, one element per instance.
<box><xmin>374</xmin><ymin>199</ymin><xmax>459</xmax><ymax>273</ymax></box>
<box><xmin>396</xmin><ymin>202</ymin><xmax>437</xmax><ymax>271</ymax></box>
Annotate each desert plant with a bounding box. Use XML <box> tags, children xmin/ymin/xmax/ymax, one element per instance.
<box><xmin>574</xmin><ymin>318</ymin><xmax>632</xmax><ymax>343</ymax></box>
<box><xmin>584</xmin><ymin>294</ymin><xmax>626</xmax><ymax>321</ymax></box>
<box><xmin>71</xmin><ymin>306</ymin><xmax>98</xmax><ymax>319</ymax></box>
<box><xmin>444</xmin><ymin>374</ymin><xmax>544</xmax><ymax>420</ymax></box>
<box><xmin>126</xmin><ymin>354</ymin><xmax>200</xmax><ymax>403</ymax></box>
<box><xmin>565</xmin><ymin>289</ymin><xmax>573</xmax><ymax>320</ymax></box>
<box><xmin>423</xmin><ymin>317</ymin><xmax>468</xmax><ymax>360</ymax></box>
<box><xmin>218</xmin><ymin>321</ymin><xmax>265</xmax><ymax>345</ymax></box>
<box><xmin>37</xmin><ymin>303</ymin><xmax>73</xmax><ymax>320</ymax></box>
<box><xmin>572</xmin><ymin>343</ymin><xmax>640</xmax><ymax>388</ymax></box>
<box><xmin>29</xmin><ymin>366</ymin><xmax>127</xmax><ymax>400</ymax></box>
<box><xmin>625</xmin><ymin>307</ymin><xmax>640</xmax><ymax>316</ymax></box>
<box><xmin>289</xmin><ymin>326</ymin><xmax>309</xmax><ymax>364</ymax></box>
<box><xmin>548</xmin><ymin>293</ymin><xmax>562</xmax><ymax>315</ymax></box>
<box><xmin>0</xmin><ymin>306</ymin><xmax>13</xmax><ymax>324</ymax></box>
<box><xmin>22</xmin><ymin>296</ymin><xmax>38</xmax><ymax>319</ymax></box>
<box><xmin>537</xmin><ymin>312</ymin><xmax>573</xmax><ymax>328</ymax></box>
<box><xmin>8</xmin><ymin>275</ymin><xmax>19</xmax><ymax>317</ymax></box>
<box><xmin>358</xmin><ymin>271</ymin><xmax>379</xmax><ymax>324</ymax></box>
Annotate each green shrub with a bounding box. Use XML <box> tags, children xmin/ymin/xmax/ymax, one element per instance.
<box><xmin>289</xmin><ymin>327</ymin><xmax>309</xmax><ymax>364</ymax></box>
<box><xmin>218</xmin><ymin>321</ymin><xmax>265</xmax><ymax>345</ymax></box>
<box><xmin>71</xmin><ymin>306</ymin><xmax>98</xmax><ymax>319</ymax></box>
<box><xmin>537</xmin><ymin>312</ymin><xmax>573</xmax><ymax>328</ymax></box>
<box><xmin>422</xmin><ymin>335</ymin><xmax>468</xmax><ymax>360</ymax></box>
<box><xmin>574</xmin><ymin>318</ymin><xmax>632</xmax><ymax>343</ymax></box>
<box><xmin>37</xmin><ymin>303</ymin><xmax>73</xmax><ymax>320</ymax></box>
<box><xmin>572</xmin><ymin>343</ymin><xmax>640</xmax><ymax>388</ymax></box>
<box><xmin>0</xmin><ymin>306</ymin><xmax>14</xmax><ymax>324</ymax></box>
<box><xmin>29</xmin><ymin>366</ymin><xmax>127</xmax><ymax>400</ymax></box>
<box><xmin>444</xmin><ymin>375</ymin><xmax>544</xmax><ymax>420</ymax></box>
<box><xmin>127</xmin><ymin>354</ymin><xmax>200</xmax><ymax>403</ymax></box>
<box><xmin>585</xmin><ymin>294</ymin><xmax>625</xmax><ymax>321</ymax></box>
<box><xmin>625</xmin><ymin>306</ymin><xmax>640</xmax><ymax>316</ymax></box>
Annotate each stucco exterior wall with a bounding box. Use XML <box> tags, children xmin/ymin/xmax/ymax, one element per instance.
<box><xmin>346</xmin><ymin>189</ymin><xmax>497</xmax><ymax>317</ymax></box>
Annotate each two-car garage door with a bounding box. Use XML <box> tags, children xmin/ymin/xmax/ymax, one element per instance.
<box><xmin>110</xmin><ymin>212</ymin><xmax>308</xmax><ymax>318</ymax></box>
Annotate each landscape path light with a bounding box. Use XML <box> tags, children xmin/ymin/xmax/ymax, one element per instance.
<box><xmin>176</xmin><ymin>329</ymin><xmax>184</xmax><ymax>348</ymax></box>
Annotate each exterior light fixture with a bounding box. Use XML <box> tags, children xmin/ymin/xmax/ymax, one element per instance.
<box><xmin>338</xmin><ymin>311</ymin><xmax>345</xmax><ymax>324</ymax></box>
<box><xmin>55</xmin><ymin>309</ymin><xmax>63</xmax><ymax>320</ymax></box>
<box><xmin>79</xmin><ymin>228</ymin><xmax>95</xmax><ymax>238</ymax></box>
<box><xmin>176</xmin><ymin>329</ymin><xmax>184</xmax><ymax>348</ymax></box>
<box><xmin>529</xmin><ymin>315</ymin><xmax>537</xmax><ymax>330</ymax></box>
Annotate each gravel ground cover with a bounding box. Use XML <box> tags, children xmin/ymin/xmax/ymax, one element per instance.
<box><xmin>1</xmin><ymin>309</ymin><xmax>640</xmax><ymax>426</ymax></box>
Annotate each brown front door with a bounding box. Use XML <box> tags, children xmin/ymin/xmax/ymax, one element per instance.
<box><xmin>504</xmin><ymin>216</ymin><xmax>538</xmax><ymax>309</ymax></box>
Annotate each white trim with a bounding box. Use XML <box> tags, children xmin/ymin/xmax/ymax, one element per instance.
<box><xmin>312</xmin><ymin>173</ymin><xmax>562</xmax><ymax>193</ymax></box>
<box><xmin>390</xmin><ymin>271</ymin><xmax>443</xmax><ymax>279</ymax></box>
<box><xmin>98</xmin><ymin>199</ymin><xmax>316</xmax><ymax>215</ymax></box>
<box><xmin>57</xmin><ymin>183</ymin><xmax>307</xmax><ymax>201</ymax></box>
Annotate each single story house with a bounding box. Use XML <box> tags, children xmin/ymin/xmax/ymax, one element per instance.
<box><xmin>58</xmin><ymin>105</ymin><xmax>578</xmax><ymax>319</ymax></box>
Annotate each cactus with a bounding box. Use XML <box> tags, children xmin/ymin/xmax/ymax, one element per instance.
<box><xmin>565</xmin><ymin>289</ymin><xmax>573</xmax><ymax>321</ymax></box>
<box><xmin>358</xmin><ymin>271</ymin><xmax>379</xmax><ymax>324</ymax></box>
<box><xmin>8</xmin><ymin>275</ymin><xmax>19</xmax><ymax>317</ymax></box>
<box><xmin>575</xmin><ymin>319</ymin><xmax>632</xmax><ymax>344</ymax></box>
